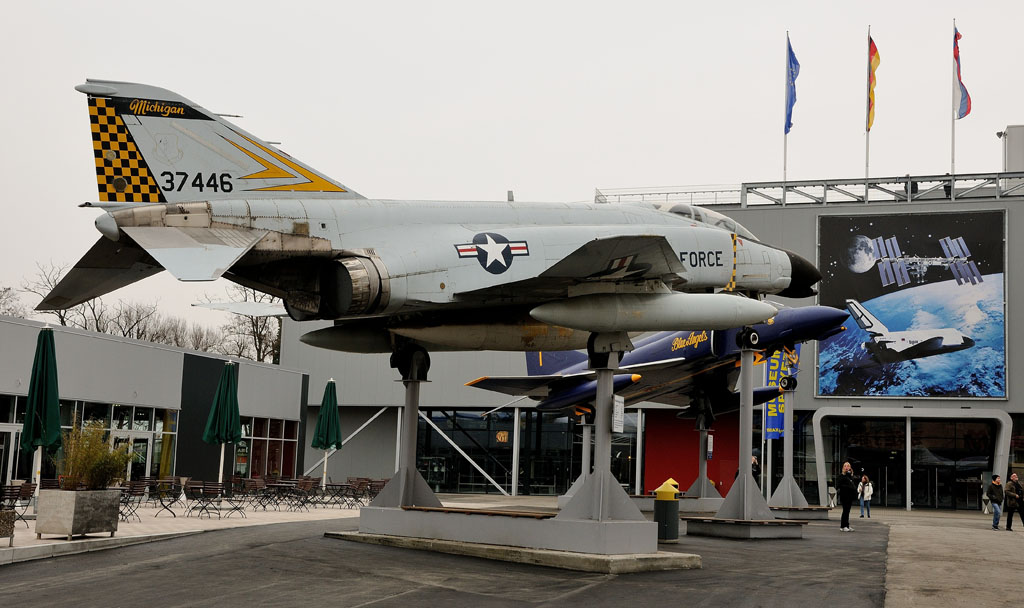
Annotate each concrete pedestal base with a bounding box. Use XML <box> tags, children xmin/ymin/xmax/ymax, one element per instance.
<box><xmin>359</xmin><ymin>506</ymin><xmax>658</xmax><ymax>555</ymax></box>
<box><xmin>770</xmin><ymin>506</ymin><xmax>831</xmax><ymax>520</ymax></box>
<box><xmin>684</xmin><ymin>517</ymin><xmax>806</xmax><ymax>539</ymax></box>
<box><xmin>329</xmin><ymin>531</ymin><xmax>700</xmax><ymax>573</ymax></box>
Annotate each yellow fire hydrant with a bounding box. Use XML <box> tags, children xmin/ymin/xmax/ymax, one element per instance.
<box><xmin>654</xmin><ymin>478</ymin><xmax>680</xmax><ymax>541</ymax></box>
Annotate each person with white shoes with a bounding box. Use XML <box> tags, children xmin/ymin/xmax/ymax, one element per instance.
<box><xmin>837</xmin><ymin>462</ymin><xmax>858</xmax><ymax>532</ymax></box>
<box><xmin>858</xmin><ymin>475</ymin><xmax>873</xmax><ymax>519</ymax></box>
<box><xmin>987</xmin><ymin>474</ymin><xmax>1004</xmax><ymax>531</ymax></box>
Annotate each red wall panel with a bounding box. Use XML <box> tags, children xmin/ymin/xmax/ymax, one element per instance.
<box><xmin>643</xmin><ymin>409</ymin><xmax>740</xmax><ymax>495</ymax></box>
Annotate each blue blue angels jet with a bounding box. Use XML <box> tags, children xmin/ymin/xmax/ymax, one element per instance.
<box><xmin>466</xmin><ymin>305</ymin><xmax>847</xmax><ymax>422</ymax></box>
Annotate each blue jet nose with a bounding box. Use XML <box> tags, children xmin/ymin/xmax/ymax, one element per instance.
<box><xmin>797</xmin><ymin>306</ymin><xmax>849</xmax><ymax>338</ymax></box>
<box><xmin>770</xmin><ymin>305</ymin><xmax>848</xmax><ymax>341</ymax></box>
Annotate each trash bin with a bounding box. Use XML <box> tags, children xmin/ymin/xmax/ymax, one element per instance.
<box><xmin>653</xmin><ymin>479</ymin><xmax>680</xmax><ymax>541</ymax></box>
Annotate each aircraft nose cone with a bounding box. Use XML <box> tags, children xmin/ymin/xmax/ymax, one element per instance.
<box><xmin>777</xmin><ymin>250</ymin><xmax>822</xmax><ymax>298</ymax></box>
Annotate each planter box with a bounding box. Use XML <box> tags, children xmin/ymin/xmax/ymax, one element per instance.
<box><xmin>36</xmin><ymin>489</ymin><xmax>120</xmax><ymax>541</ymax></box>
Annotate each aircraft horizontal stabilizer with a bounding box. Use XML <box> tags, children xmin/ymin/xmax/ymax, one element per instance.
<box><xmin>121</xmin><ymin>227</ymin><xmax>267</xmax><ymax>281</ymax></box>
<box><xmin>465</xmin><ymin>373</ymin><xmax>592</xmax><ymax>397</ymax></box>
<box><xmin>37</xmin><ymin>237</ymin><xmax>163</xmax><ymax>310</ymax></box>
<box><xmin>192</xmin><ymin>301</ymin><xmax>286</xmax><ymax>317</ymax></box>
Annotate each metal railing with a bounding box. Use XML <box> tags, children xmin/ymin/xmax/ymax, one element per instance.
<box><xmin>595</xmin><ymin>171</ymin><xmax>1024</xmax><ymax>208</ymax></box>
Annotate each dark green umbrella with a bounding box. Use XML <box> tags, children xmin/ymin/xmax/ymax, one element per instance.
<box><xmin>202</xmin><ymin>361</ymin><xmax>241</xmax><ymax>483</ymax></box>
<box><xmin>311</xmin><ymin>379</ymin><xmax>343</xmax><ymax>488</ymax></box>
<box><xmin>21</xmin><ymin>327</ymin><xmax>61</xmax><ymax>492</ymax></box>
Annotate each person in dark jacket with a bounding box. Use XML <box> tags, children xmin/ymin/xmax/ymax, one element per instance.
<box><xmin>987</xmin><ymin>474</ymin><xmax>1004</xmax><ymax>530</ymax></box>
<box><xmin>837</xmin><ymin>461</ymin><xmax>858</xmax><ymax>531</ymax></box>
<box><xmin>1004</xmin><ymin>473</ymin><xmax>1023</xmax><ymax>531</ymax></box>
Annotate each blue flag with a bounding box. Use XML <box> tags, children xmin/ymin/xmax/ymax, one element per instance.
<box><xmin>785</xmin><ymin>35</ymin><xmax>800</xmax><ymax>134</ymax></box>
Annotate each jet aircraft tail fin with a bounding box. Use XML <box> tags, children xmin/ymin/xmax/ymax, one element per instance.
<box><xmin>526</xmin><ymin>350</ymin><xmax>589</xmax><ymax>376</ymax></box>
<box><xmin>75</xmin><ymin>80</ymin><xmax>364</xmax><ymax>205</ymax></box>
<box><xmin>845</xmin><ymin>299</ymin><xmax>888</xmax><ymax>335</ymax></box>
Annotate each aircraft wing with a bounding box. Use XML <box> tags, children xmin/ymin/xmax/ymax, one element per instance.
<box><xmin>465</xmin><ymin>372</ymin><xmax>594</xmax><ymax>397</ymax></box>
<box><xmin>539</xmin><ymin>235</ymin><xmax>686</xmax><ymax>280</ymax></box>
<box><xmin>192</xmin><ymin>301</ymin><xmax>287</xmax><ymax>317</ymax></box>
<box><xmin>454</xmin><ymin>235</ymin><xmax>687</xmax><ymax>300</ymax></box>
<box><xmin>37</xmin><ymin>237</ymin><xmax>163</xmax><ymax>310</ymax></box>
<box><xmin>121</xmin><ymin>227</ymin><xmax>268</xmax><ymax>281</ymax></box>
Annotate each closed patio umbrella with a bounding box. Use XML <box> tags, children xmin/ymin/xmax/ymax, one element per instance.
<box><xmin>21</xmin><ymin>327</ymin><xmax>62</xmax><ymax>496</ymax></box>
<box><xmin>311</xmin><ymin>379</ymin><xmax>343</xmax><ymax>489</ymax></box>
<box><xmin>202</xmin><ymin>361</ymin><xmax>241</xmax><ymax>484</ymax></box>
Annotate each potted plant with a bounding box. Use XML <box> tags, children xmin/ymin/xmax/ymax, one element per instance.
<box><xmin>35</xmin><ymin>419</ymin><xmax>135</xmax><ymax>541</ymax></box>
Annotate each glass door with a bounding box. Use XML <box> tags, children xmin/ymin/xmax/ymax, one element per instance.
<box><xmin>113</xmin><ymin>432</ymin><xmax>152</xmax><ymax>482</ymax></box>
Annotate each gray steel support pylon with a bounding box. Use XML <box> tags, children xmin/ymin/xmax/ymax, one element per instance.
<box><xmin>370</xmin><ymin>351</ymin><xmax>442</xmax><ymax>509</ymax></box>
<box><xmin>556</xmin><ymin>339</ymin><xmax>645</xmax><ymax>522</ymax></box>
<box><xmin>685</xmin><ymin>417</ymin><xmax>722</xmax><ymax>499</ymax></box>
<box><xmin>560</xmin><ymin>424</ymin><xmax>591</xmax><ymax>503</ymax></box>
<box><xmin>715</xmin><ymin>348</ymin><xmax>775</xmax><ymax>520</ymax></box>
<box><xmin>769</xmin><ymin>385</ymin><xmax>809</xmax><ymax>508</ymax></box>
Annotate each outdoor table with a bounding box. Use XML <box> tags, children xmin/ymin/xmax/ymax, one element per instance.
<box><xmin>267</xmin><ymin>482</ymin><xmax>296</xmax><ymax>509</ymax></box>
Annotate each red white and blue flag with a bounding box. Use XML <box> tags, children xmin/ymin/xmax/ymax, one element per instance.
<box><xmin>953</xmin><ymin>27</ymin><xmax>971</xmax><ymax>120</ymax></box>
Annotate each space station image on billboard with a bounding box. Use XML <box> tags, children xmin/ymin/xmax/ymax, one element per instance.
<box><xmin>816</xmin><ymin>211</ymin><xmax>1005</xmax><ymax>398</ymax></box>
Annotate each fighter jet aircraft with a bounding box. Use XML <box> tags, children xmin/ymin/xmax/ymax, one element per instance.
<box><xmin>466</xmin><ymin>305</ymin><xmax>847</xmax><ymax>418</ymax></box>
<box><xmin>845</xmin><ymin>299</ymin><xmax>975</xmax><ymax>365</ymax></box>
<box><xmin>39</xmin><ymin>80</ymin><xmax>821</xmax><ymax>356</ymax></box>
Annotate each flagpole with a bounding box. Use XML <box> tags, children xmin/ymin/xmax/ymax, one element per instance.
<box><xmin>783</xmin><ymin>32</ymin><xmax>789</xmax><ymax>186</ymax></box>
<box><xmin>951</xmin><ymin>19</ymin><xmax>957</xmax><ymax>175</ymax></box>
<box><xmin>865</xmin><ymin>26</ymin><xmax>872</xmax><ymax>203</ymax></box>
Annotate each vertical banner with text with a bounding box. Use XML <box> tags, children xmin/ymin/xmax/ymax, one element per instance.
<box><xmin>764</xmin><ymin>345</ymin><xmax>800</xmax><ymax>439</ymax></box>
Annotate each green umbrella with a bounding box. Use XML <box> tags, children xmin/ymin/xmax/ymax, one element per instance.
<box><xmin>21</xmin><ymin>327</ymin><xmax>61</xmax><ymax>492</ymax></box>
<box><xmin>311</xmin><ymin>379</ymin><xmax>343</xmax><ymax>488</ymax></box>
<box><xmin>202</xmin><ymin>362</ymin><xmax>241</xmax><ymax>483</ymax></box>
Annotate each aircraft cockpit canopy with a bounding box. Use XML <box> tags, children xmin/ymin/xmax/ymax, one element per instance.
<box><xmin>664</xmin><ymin>204</ymin><xmax>758</xmax><ymax>241</ymax></box>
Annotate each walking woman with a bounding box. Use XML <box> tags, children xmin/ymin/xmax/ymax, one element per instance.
<box><xmin>837</xmin><ymin>462</ymin><xmax>858</xmax><ymax>531</ymax></box>
<box><xmin>858</xmin><ymin>474</ymin><xmax>873</xmax><ymax>518</ymax></box>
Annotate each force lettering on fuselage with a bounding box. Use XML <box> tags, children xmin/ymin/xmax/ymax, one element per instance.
<box><xmin>678</xmin><ymin>250</ymin><xmax>725</xmax><ymax>268</ymax></box>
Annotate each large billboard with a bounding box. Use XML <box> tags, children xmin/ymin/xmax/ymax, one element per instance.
<box><xmin>816</xmin><ymin>211</ymin><xmax>1005</xmax><ymax>398</ymax></box>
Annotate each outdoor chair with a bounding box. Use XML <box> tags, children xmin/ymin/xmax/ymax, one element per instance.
<box><xmin>0</xmin><ymin>486</ymin><xmax>30</xmax><ymax>528</ymax></box>
<box><xmin>185</xmin><ymin>481</ymin><xmax>218</xmax><ymax>519</ymax></box>
<box><xmin>119</xmin><ymin>481</ymin><xmax>147</xmax><ymax>522</ymax></box>
<box><xmin>39</xmin><ymin>479</ymin><xmax>60</xmax><ymax>490</ymax></box>
<box><xmin>285</xmin><ymin>479</ymin><xmax>315</xmax><ymax>512</ymax></box>
<box><xmin>205</xmin><ymin>482</ymin><xmax>245</xmax><ymax>518</ymax></box>
<box><xmin>367</xmin><ymin>479</ymin><xmax>388</xmax><ymax>500</ymax></box>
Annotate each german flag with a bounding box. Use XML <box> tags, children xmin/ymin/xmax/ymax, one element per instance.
<box><xmin>867</xmin><ymin>36</ymin><xmax>881</xmax><ymax>131</ymax></box>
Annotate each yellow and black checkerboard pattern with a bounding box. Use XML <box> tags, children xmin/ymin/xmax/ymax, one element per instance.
<box><xmin>89</xmin><ymin>97</ymin><xmax>164</xmax><ymax>203</ymax></box>
<box><xmin>723</xmin><ymin>233</ymin><xmax>738</xmax><ymax>292</ymax></box>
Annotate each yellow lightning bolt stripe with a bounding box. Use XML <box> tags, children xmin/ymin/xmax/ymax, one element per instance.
<box><xmin>232</xmin><ymin>132</ymin><xmax>346</xmax><ymax>192</ymax></box>
<box><xmin>224</xmin><ymin>136</ymin><xmax>294</xmax><ymax>180</ymax></box>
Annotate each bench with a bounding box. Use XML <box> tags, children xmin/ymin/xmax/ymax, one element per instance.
<box><xmin>401</xmin><ymin>506</ymin><xmax>555</xmax><ymax>520</ymax></box>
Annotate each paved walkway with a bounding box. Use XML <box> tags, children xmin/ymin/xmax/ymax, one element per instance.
<box><xmin>3</xmin><ymin>493</ymin><xmax>1020</xmax><ymax>607</ymax></box>
<box><xmin>1</xmin><ymin>500</ymin><xmax>359</xmax><ymax>564</ymax></box>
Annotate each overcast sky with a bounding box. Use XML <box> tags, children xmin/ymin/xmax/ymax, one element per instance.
<box><xmin>1</xmin><ymin>1</ymin><xmax>1020</xmax><ymax>325</ymax></box>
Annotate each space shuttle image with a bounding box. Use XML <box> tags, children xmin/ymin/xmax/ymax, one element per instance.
<box><xmin>845</xmin><ymin>299</ymin><xmax>975</xmax><ymax>365</ymax></box>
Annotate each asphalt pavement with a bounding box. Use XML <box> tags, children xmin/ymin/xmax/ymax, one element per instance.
<box><xmin>0</xmin><ymin>497</ymin><xmax>1018</xmax><ymax>607</ymax></box>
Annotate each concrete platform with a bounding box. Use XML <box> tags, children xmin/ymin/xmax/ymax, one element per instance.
<box><xmin>327</xmin><ymin>530</ymin><xmax>701</xmax><ymax>574</ymax></box>
<box><xmin>360</xmin><ymin>505</ymin><xmax>658</xmax><ymax>555</ymax></box>
<box><xmin>683</xmin><ymin>516</ymin><xmax>806</xmax><ymax>539</ymax></box>
<box><xmin>770</xmin><ymin>506</ymin><xmax>831</xmax><ymax>520</ymax></box>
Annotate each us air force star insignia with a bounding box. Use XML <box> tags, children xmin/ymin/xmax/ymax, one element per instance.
<box><xmin>455</xmin><ymin>232</ymin><xmax>529</xmax><ymax>274</ymax></box>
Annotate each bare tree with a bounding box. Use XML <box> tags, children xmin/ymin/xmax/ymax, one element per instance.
<box><xmin>0</xmin><ymin>286</ymin><xmax>25</xmax><ymax>317</ymax></box>
<box><xmin>215</xmin><ymin>286</ymin><xmax>282</xmax><ymax>363</ymax></box>
<box><xmin>188</xmin><ymin>323</ymin><xmax>223</xmax><ymax>352</ymax></box>
<box><xmin>110</xmin><ymin>301</ymin><xmax>160</xmax><ymax>340</ymax></box>
<box><xmin>22</xmin><ymin>262</ymin><xmax>77</xmax><ymax>326</ymax></box>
